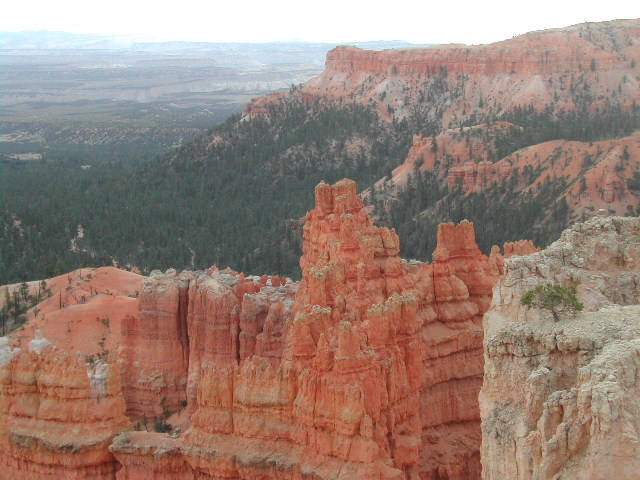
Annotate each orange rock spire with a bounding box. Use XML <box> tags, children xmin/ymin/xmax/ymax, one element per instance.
<box><xmin>110</xmin><ymin>179</ymin><xmax>501</xmax><ymax>479</ymax></box>
<box><xmin>1</xmin><ymin>179</ymin><xmax>507</xmax><ymax>480</ymax></box>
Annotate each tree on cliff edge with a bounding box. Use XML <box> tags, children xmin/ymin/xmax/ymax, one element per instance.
<box><xmin>521</xmin><ymin>283</ymin><xmax>584</xmax><ymax>321</ymax></box>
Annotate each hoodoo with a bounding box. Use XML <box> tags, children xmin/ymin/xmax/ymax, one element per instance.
<box><xmin>0</xmin><ymin>179</ymin><xmax>507</xmax><ymax>479</ymax></box>
<box><xmin>7</xmin><ymin>181</ymin><xmax>639</xmax><ymax>479</ymax></box>
<box><xmin>0</xmin><ymin>334</ymin><xmax>129</xmax><ymax>479</ymax></box>
<box><xmin>110</xmin><ymin>179</ymin><xmax>502</xmax><ymax>479</ymax></box>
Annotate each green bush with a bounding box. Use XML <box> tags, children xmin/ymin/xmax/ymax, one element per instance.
<box><xmin>153</xmin><ymin>417</ymin><xmax>171</xmax><ymax>433</ymax></box>
<box><xmin>521</xmin><ymin>283</ymin><xmax>584</xmax><ymax>321</ymax></box>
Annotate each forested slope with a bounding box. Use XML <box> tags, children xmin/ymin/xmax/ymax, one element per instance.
<box><xmin>2</xmin><ymin>19</ymin><xmax>640</xmax><ymax>283</ymax></box>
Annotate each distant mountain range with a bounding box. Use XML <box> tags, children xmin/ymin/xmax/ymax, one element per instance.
<box><xmin>0</xmin><ymin>30</ymin><xmax>420</xmax><ymax>57</ymax></box>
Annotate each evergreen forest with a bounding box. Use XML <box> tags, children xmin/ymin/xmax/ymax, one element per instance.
<box><xmin>1</xmin><ymin>91</ymin><xmax>640</xmax><ymax>284</ymax></box>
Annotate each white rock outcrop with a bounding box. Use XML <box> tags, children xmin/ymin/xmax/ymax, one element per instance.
<box><xmin>480</xmin><ymin>215</ymin><xmax>640</xmax><ymax>480</ymax></box>
<box><xmin>0</xmin><ymin>337</ymin><xmax>13</xmax><ymax>366</ymax></box>
<box><xmin>28</xmin><ymin>329</ymin><xmax>53</xmax><ymax>354</ymax></box>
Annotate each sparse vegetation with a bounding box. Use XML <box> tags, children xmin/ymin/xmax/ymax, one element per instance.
<box><xmin>521</xmin><ymin>283</ymin><xmax>584</xmax><ymax>321</ymax></box>
<box><xmin>153</xmin><ymin>396</ymin><xmax>172</xmax><ymax>433</ymax></box>
<box><xmin>153</xmin><ymin>417</ymin><xmax>172</xmax><ymax>433</ymax></box>
<box><xmin>1</xmin><ymin>280</ymin><xmax>52</xmax><ymax>334</ymax></box>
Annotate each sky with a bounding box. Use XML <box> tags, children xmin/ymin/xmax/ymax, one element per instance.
<box><xmin>2</xmin><ymin>0</ymin><xmax>638</xmax><ymax>45</ymax></box>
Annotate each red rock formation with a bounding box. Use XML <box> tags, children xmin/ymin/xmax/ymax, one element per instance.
<box><xmin>185</xmin><ymin>270</ymin><xmax>295</xmax><ymax>405</ymax></box>
<box><xmin>119</xmin><ymin>266</ymin><xmax>297</xmax><ymax>423</ymax></box>
<box><xmin>0</xmin><ymin>333</ymin><xmax>129</xmax><ymax>479</ymax></box>
<box><xmin>381</xmin><ymin>129</ymin><xmax>640</xmax><ymax>219</ymax></box>
<box><xmin>119</xmin><ymin>270</ymin><xmax>192</xmax><ymax>421</ymax></box>
<box><xmin>322</xmin><ymin>27</ymin><xmax>630</xmax><ymax>77</ymax></box>
<box><xmin>384</xmin><ymin>125</ymin><xmax>640</xmax><ymax>218</ymax></box>
<box><xmin>110</xmin><ymin>433</ymin><xmax>191</xmax><ymax>480</ymax></box>
<box><xmin>235</xmin><ymin>20</ymin><xmax>640</xmax><ymax>230</ymax></box>
<box><xmin>245</xmin><ymin>20</ymin><xmax>640</xmax><ymax>130</ymax></box>
<box><xmin>360</xmin><ymin>123</ymin><xmax>517</xmax><ymax>208</ymax></box>
<box><xmin>110</xmin><ymin>179</ymin><xmax>501</xmax><ymax>480</ymax></box>
<box><xmin>0</xmin><ymin>182</ymin><xmax>509</xmax><ymax>480</ymax></box>
<box><xmin>490</xmin><ymin>240</ymin><xmax>541</xmax><ymax>275</ymax></box>
<box><xmin>501</xmin><ymin>240</ymin><xmax>540</xmax><ymax>258</ymax></box>
<box><xmin>490</xmin><ymin>133</ymin><xmax>640</xmax><ymax>216</ymax></box>
<box><xmin>447</xmin><ymin>161</ymin><xmax>513</xmax><ymax>192</ymax></box>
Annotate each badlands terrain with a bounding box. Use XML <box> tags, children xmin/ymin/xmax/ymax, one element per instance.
<box><xmin>0</xmin><ymin>179</ymin><xmax>639</xmax><ymax>479</ymax></box>
<box><xmin>1</xmin><ymin>17</ymin><xmax>640</xmax><ymax>479</ymax></box>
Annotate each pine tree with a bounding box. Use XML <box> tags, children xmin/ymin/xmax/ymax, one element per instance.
<box><xmin>521</xmin><ymin>283</ymin><xmax>584</xmax><ymax>321</ymax></box>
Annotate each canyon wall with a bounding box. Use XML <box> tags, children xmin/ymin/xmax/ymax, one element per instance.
<box><xmin>322</xmin><ymin>21</ymin><xmax>637</xmax><ymax>76</ymax></box>
<box><xmin>444</xmin><ymin>133</ymin><xmax>640</xmax><ymax>216</ymax></box>
<box><xmin>119</xmin><ymin>270</ymin><xmax>192</xmax><ymax>421</ymax></box>
<box><xmin>245</xmin><ymin>20</ymin><xmax>640</xmax><ymax>128</ymax></box>
<box><xmin>371</xmin><ymin>126</ymin><xmax>640</xmax><ymax>220</ymax></box>
<box><xmin>244</xmin><ymin>20</ymin><xmax>640</xmax><ymax>224</ymax></box>
<box><xmin>120</xmin><ymin>268</ymin><xmax>296</xmax><ymax>422</ymax></box>
<box><xmin>480</xmin><ymin>214</ymin><xmax>640</xmax><ymax>479</ymax></box>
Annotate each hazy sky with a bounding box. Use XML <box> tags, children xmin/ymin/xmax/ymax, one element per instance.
<box><xmin>2</xmin><ymin>0</ymin><xmax>638</xmax><ymax>45</ymax></box>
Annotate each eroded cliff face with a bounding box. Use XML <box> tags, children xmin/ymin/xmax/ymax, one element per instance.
<box><xmin>120</xmin><ymin>268</ymin><xmax>296</xmax><ymax>422</ymax></box>
<box><xmin>245</xmin><ymin>20</ymin><xmax>640</xmax><ymax>128</ymax></box>
<box><xmin>240</xmin><ymin>20</ymin><xmax>640</xmax><ymax>226</ymax></box>
<box><xmin>109</xmin><ymin>178</ymin><xmax>501</xmax><ymax>480</ymax></box>
<box><xmin>370</xmin><ymin>127</ymin><xmax>640</xmax><ymax>220</ymax></box>
<box><xmin>119</xmin><ymin>270</ymin><xmax>192</xmax><ymax>421</ymax></box>
<box><xmin>6</xmin><ymin>180</ymin><xmax>592</xmax><ymax>479</ymax></box>
<box><xmin>480</xmin><ymin>214</ymin><xmax>640</xmax><ymax>479</ymax></box>
<box><xmin>446</xmin><ymin>133</ymin><xmax>640</xmax><ymax>216</ymax></box>
<box><xmin>0</xmin><ymin>333</ymin><xmax>129</xmax><ymax>479</ymax></box>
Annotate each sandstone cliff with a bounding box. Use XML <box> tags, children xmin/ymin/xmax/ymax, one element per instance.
<box><xmin>368</xmin><ymin>126</ymin><xmax>640</xmax><ymax>222</ymax></box>
<box><xmin>0</xmin><ymin>332</ymin><xmax>129</xmax><ymax>479</ymax></box>
<box><xmin>119</xmin><ymin>269</ymin><xmax>192</xmax><ymax>421</ymax></box>
<box><xmin>444</xmin><ymin>132</ymin><xmax>640</xmax><ymax>217</ymax></box>
<box><xmin>246</xmin><ymin>20</ymin><xmax>640</xmax><ymax>128</ymax></box>
<box><xmin>7</xmin><ymin>182</ymin><xmax>638</xmax><ymax>480</ymax></box>
<box><xmin>241</xmin><ymin>20</ymin><xmax>640</xmax><ymax>229</ymax></box>
<box><xmin>119</xmin><ymin>267</ymin><xmax>296</xmax><ymax>422</ymax></box>
<box><xmin>480</xmin><ymin>214</ymin><xmax>640</xmax><ymax>479</ymax></box>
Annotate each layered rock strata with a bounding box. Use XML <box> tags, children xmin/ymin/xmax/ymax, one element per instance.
<box><xmin>120</xmin><ymin>268</ymin><xmax>295</xmax><ymax>421</ymax></box>
<box><xmin>1</xmin><ymin>179</ymin><xmax>530</xmax><ymax>479</ymax></box>
<box><xmin>445</xmin><ymin>134</ymin><xmax>640</xmax><ymax>216</ymax></box>
<box><xmin>490</xmin><ymin>240</ymin><xmax>541</xmax><ymax>275</ymax></box>
<box><xmin>379</xmin><ymin>129</ymin><xmax>640</xmax><ymax>220</ymax></box>
<box><xmin>480</xmin><ymin>214</ymin><xmax>640</xmax><ymax>479</ymax></box>
<box><xmin>243</xmin><ymin>20</ymin><xmax>640</xmax><ymax>220</ymax></box>
<box><xmin>246</xmin><ymin>20</ymin><xmax>640</xmax><ymax>128</ymax></box>
<box><xmin>0</xmin><ymin>333</ymin><xmax>129</xmax><ymax>479</ymax></box>
<box><xmin>119</xmin><ymin>270</ymin><xmax>193</xmax><ymax>421</ymax></box>
<box><xmin>112</xmin><ymin>179</ymin><xmax>501</xmax><ymax>480</ymax></box>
